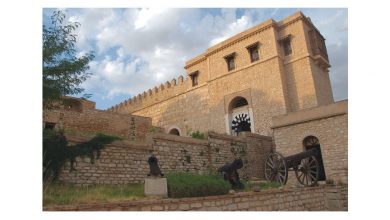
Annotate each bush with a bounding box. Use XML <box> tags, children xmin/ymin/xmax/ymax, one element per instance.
<box><xmin>190</xmin><ymin>131</ymin><xmax>206</xmax><ymax>139</ymax></box>
<box><xmin>43</xmin><ymin>129</ymin><xmax>69</xmax><ymax>182</ymax></box>
<box><xmin>166</xmin><ymin>172</ymin><xmax>230</xmax><ymax>198</ymax></box>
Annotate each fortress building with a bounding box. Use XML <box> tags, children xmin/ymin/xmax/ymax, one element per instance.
<box><xmin>109</xmin><ymin>11</ymin><xmax>334</xmax><ymax>137</ymax></box>
<box><xmin>43</xmin><ymin>11</ymin><xmax>347</xmax><ymax>188</ymax></box>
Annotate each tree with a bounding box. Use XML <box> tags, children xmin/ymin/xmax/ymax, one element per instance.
<box><xmin>43</xmin><ymin>10</ymin><xmax>94</xmax><ymax>109</ymax></box>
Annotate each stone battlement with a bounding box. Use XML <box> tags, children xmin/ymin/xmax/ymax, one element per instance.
<box><xmin>108</xmin><ymin>74</ymin><xmax>190</xmax><ymax>114</ymax></box>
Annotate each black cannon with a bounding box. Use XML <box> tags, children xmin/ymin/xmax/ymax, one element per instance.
<box><xmin>147</xmin><ymin>155</ymin><xmax>164</xmax><ymax>177</ymax></box>
<box><xmin>218</xmin><ymin>159</ymin><xmax>244</xmax><ymax>189</ymax></box>
<box><xmin>264</xmin><ymin>145</ymin><xmax>326</xmax><ymax>187</ymax></box>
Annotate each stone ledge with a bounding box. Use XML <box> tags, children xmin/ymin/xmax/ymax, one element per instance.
<box><xmin>66</xmin><ymin>135</ymin><xmax>152</xmax><ymax>151</ymax></box>
<box><xmin>271</xmin><ymin>100</ymin><xmax>348</xmax><ymax>129</ymax></box>
<box><xmin>43</xmin><ymin>184</ymin><xmax>347</xmax><ymax>211</ymax></box>
<box><xmin>150</xmin><ymin>133</ymin><xmax>209</xmax><ymax>145</ymax></box>
<box><xmin>208</xmin><ymin>132</ymin><xmax>247</xmax><ymax>143</ymax></box>
<box><xmin>238</xmin><ymin>132</ymin><xmax>273</xmax><ymax>140</ymax></box>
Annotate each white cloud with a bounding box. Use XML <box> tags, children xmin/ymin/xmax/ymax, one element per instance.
<box><xmin>210</xmin><ymin>15</ymin><xmax>252</xmax><ymax>46</ymax></box>
<box><xmin>134</xmin><ymin>8</ymin><xmax>169</xmax><ymax>30</ymax></box>
<box><xmin>58</xmin><ymin>8</ymin><xmax>348</xmax><ymax>108</ymax></box>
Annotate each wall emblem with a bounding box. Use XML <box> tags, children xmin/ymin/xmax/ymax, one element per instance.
<box><xmin>231</xmin><ymin>113</ymin><xmax>251</xmax><ymax>133</ymax></box>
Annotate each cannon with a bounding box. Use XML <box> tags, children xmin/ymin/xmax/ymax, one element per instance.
<box><xmin>218</xmin><ymin>159</ymin><xmax>244</xmax><ymax>189</ymax></box>
<box><xmin>147</xmin><ymin>156</ymin><xmax>164</xmax><ymax>177</ymax></box>
<box><xmin>264</xmin><ymin>144</ymin><xmax>326</xmax><ymax>187</ymax></box>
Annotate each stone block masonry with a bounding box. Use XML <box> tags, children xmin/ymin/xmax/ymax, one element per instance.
<box><xmin>58</xmin><ymin>132</ymin><xmax>273</xmax><ymax>186</ymax></box>
<box><xmin>43</xmin><ymin>106</ymin><xmax>152</xmax><ymax>141</ymax></box>
<box><xmin>44</xmin><ymin>184</ymin><xmax>347</xmax><ymax>211</ymax></box>
<box><xmin>272</xmin><ymin>100</ymin><xmax>348</xmax><ymax>184</ymax></box>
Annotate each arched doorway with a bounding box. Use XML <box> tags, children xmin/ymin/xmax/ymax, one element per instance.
<box><xmin>302</xmin><ymin>135</ymin><xmax>326</xmax><ymax>181</ymax></box>
<box><xmin>228</xmin><ymin>96</ymin><xmax>253</xmax><ymax>135</ymax></box>
<box><xmin>168</xmin><ymin>128</ymin><xmax>180</xmax><ymax>136</ymax></box>
<box><xmin>303</xmin><ymin>136</ymin><xmax>319</xmax><ymax>147</ymax></box>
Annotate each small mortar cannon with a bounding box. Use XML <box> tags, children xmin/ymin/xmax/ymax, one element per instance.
<box><xmin>147</xmin><ymin>155</ymin><xmax>164</xmax><ymax>177</ymax></box>
<box><xmin>218</xmin><ymin>159</ymin><xmax>244</xmax><ymax>189</ymax></box>
<box><xmin>264</xmin><ymin>145</ymin><xmax>326</xmax><ymax>187</ymax></box>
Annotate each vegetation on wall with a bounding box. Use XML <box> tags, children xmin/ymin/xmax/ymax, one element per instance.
<box><xmin>166</xmin><ymin>172</ymin><xmax>230</xmax><ymax>198</ymax></box>
<box><xmin>43</xmin><ymin>129</ymin><xmax>119</xmax><ymax>186</ymax></box>
<box><xmin>189</xmin><ymin>131</ymin><xmax>207</xmax><ymax>139</ymax></box>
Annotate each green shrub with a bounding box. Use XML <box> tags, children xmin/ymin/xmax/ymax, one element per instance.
<box><xmin>166</xmin><ymin>172</ymin><xmax>230</xmax><ymax>198</ymax></box>
<box><xmin>190</xmin><ymin>131</ymin><xmax>206</xmax><ymax>140</ymax></box>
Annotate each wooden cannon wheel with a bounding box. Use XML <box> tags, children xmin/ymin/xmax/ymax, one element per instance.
<box><xmin>264</xmin><ymin>152</ymin><xmax>288</xmax><ymax>185</ymax></box>
<box><xmin>294</xmin><ymin>156</ymin><xmax>319</xmax><ymax>187</ymax></box>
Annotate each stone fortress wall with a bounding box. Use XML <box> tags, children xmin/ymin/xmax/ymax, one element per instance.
<box><xmin>59</xmin><ymin>132</ymin><xmax>273</xmax><ymax>186</ymax></box>
<box><xmin>108</xmin><ymin>11</ymin><xmax>334</xmax><ymax>137</ymax></box>
<box><xmin>43</xmin><ymin>98</ymin><xmax>152</xmax><ymax>141</ymax></box>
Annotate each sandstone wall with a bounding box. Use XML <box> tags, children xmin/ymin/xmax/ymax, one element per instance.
<box><xmin>108</xmin><ymin>12</ymin><xmax>333</xmax><ymax>138</ymax></box>
<box><xmin>58</xmin><ymin>132</ymin><xmax>273</xmax><ymax>186</ymax></box>
<box><xmin>272</xmin><ymin>100</ymin><xmax>348</xmax><ymax>184</ymax></box>
<box><xmin>44</xmin><ymin>184</ymin><xmax>347</xmax><ymax>211</ymax></box>
<box><xmin>43</xmin><ymin>109</ymin><xmax>152</xmax><ymax>141</ymax></box>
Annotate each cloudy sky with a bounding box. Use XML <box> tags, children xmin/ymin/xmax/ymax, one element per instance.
<box><xmin>43</xmin><ymin>8</ymin><xmax>348</xmax><ymax>110</ymax></box>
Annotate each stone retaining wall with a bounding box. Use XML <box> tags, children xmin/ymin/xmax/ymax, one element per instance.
<box><xmin>59</xmin><ymin>132</ymin><xmax>273</xmax><ymax>185</ymax></box>
<box><xmin>44</xmin><ymin>184</ymin><xmax>347</xmax><ymax>211</ymax></box>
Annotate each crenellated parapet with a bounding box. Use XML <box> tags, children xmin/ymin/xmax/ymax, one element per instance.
<box><xmin>108</xmin><ymin>74</ymin><xmax>188</xmax><ymax>114</ymax></box>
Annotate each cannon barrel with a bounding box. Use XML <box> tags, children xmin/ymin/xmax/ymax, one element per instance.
<box><xmin>217</xmin><ymin>158</ymin><xmax>243</xmax><ymax>173</ymax></box>
<box><xmin>284</xmin><ymin>147</ymin><xmax>319</xmax><ymax>168</ymax></box>
<box><xmin>147</xmin><ymin>156</ymin><xmax>164</xmax><ymax>177</ymax></box>
<box><xmin>218</xmin><ymin>159</ymin><xmax>244</xmax><ymax>190</ymax></box>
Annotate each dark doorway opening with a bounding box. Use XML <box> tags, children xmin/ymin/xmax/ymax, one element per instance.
<box><xmin>303</xmin><ymin>136</ymin><xmax>326</xmax><ymax>181</ymax></box>
<box><xmin>169</xmin><ymin>128</ymin><xmax>180</xmax><ymax>136</ymax></box>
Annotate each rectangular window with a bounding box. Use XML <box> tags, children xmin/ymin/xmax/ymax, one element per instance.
<box><xmin>246</xmin><ymin>42</ymin><xmax>259</xmax><ymax>62</ymax></box>
<box><xmin>224</xmin><ymin>53</ymin><xmax>236</xmax><ymax>71</ymax></box>
<box><xmin>282</xmin><ymin>38</ymin><xmax>292</xmax><ymax>56</ymax></box>
<box><xmin>190</xmin><ymin>71</ymin><xmax>199</xmax><ymax>87</ymax></box>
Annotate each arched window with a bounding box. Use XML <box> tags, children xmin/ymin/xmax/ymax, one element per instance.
<box><xmin>230</xmin><ymin>96</ymin><xmax>249</xmax><ymax>109</ymax></box>
<box><xmin>169</xmin><ymin>128</ymin><xmax>180</xmax><ymax>136</ymax></box>
<box><xmin>229</xmin><ymin>97</ymin><xmax>251</xmax><ymax>134</ymax></box>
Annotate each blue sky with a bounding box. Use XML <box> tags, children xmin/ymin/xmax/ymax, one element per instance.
<box><xmin>43</xmin><ymin>8</ymin><xmax>348</xmax><ymax>110</ymax></box>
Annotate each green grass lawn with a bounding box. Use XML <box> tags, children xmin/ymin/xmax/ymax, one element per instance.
<box><xmin>43</xmin><ymin>180</ymin><xmax>281</xmax><ymax>206</ymax></box>
<box><xmin>43</xmin><ymin>183</ymin><xmax>145</xmax><ymax>206</ymax></box>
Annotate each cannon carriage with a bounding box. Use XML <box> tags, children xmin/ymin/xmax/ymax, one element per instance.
<box><xmin>264</xmin><ymin>144</ymin><xmax>326</xmax><ymax>187</ymax></box>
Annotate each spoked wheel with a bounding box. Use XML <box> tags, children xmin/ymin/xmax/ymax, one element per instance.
<box><xmin>264</xmin><ymin>152</ymin><xmax>288</xmax><ymax>185</ymax></box>
<box><xmin>295</xmin><ymin>156</ymin><xmax>319</xmax><ymax>187</ymax></box>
